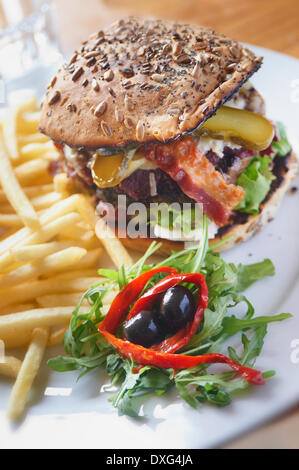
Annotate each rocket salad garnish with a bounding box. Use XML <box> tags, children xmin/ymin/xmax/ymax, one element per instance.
<box><xmin>48</xmin><ymin>216</ymin><xmax>291</xmax><ymax>418</ymax></box>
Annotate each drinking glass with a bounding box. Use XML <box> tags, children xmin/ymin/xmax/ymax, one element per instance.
<box><xmin>0</xmin><ymin>0</ymin><xmax>62</xmax><ymax>103</ymax></box>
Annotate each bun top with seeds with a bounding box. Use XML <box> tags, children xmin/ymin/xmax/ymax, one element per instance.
<box><xmin>39</xmin><ymin>17</ymin><xmax>262</xmax><ymax>149</ymax></box>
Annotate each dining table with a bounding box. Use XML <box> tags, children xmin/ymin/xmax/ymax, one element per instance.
<box><xmin>53</xmin><ymin>0</ymin><xmax>299</xmax><ymax>449</ymax></box>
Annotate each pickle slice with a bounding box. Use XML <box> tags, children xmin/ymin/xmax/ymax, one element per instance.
<box><xmin>91</xmin><ymin>149</ymin><xmax>136</xmax><ymax>188</ymax></box>
<box><xmin>196</xmin><ymin>106</ymin><xmax>274</xmax><ymax>151</ymax></box>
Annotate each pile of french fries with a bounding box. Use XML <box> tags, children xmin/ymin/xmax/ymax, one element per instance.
<box><xmin>0</xmin><ymin>93</ymin><xmax>133</xmax><ymax>420</ymax></box>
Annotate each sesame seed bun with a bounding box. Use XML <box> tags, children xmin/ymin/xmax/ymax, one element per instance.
<box><xmin>39</xmin><ymin>17</ymin><xmax>262</xmax><ymax>149</ymax></box>
<box><xmin>119</xmin><ymin>152</ymin><xmax>298</xmax><ymax>254</ymax></box>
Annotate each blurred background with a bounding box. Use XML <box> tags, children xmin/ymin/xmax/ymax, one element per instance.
<box><xmin>55</xmin><ymin>0</ymin><xmax>299</xmax><ymax>58</ymax></box>
<box><xmin>0</xmin><ymin>0</ymin><xmax>298</xmax><ymax>449</ymax></box>
<box><xmin>0</xmin><ymin>0</ymin><xmax>298</xmax><ymax>81</ymax></box>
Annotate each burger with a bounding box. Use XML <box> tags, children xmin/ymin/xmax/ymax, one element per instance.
<box><xmin>39</xmin><ymin>17</ymin><xmax>297</xmax><ymax>253</ymax></box>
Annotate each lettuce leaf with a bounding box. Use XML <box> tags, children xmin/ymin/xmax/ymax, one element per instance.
<box><xmin>236</xmin><ymin>155</ymin><xmax>275</xmax><ymax>214</ymax></box>
<box><xmin>152</xmin><ymin>204</ymin><xmax>202</xmax><ymax>233</ymax></box>
<box><xmin>273</xmin><ymin>122</ymin><xmax>292</xmax><ymax>157</ymax></box>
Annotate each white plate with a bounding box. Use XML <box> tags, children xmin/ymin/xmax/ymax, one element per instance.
<box><xmin>1</xmin><ymin>46</ymin><xmax>299</xmax><ymax>450</ymax></box>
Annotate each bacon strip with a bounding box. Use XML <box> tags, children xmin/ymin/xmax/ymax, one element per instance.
<box><xmin>142</xmin><ymin>136</ymin><xmax>245</xmax><ymax>226</ymax></box>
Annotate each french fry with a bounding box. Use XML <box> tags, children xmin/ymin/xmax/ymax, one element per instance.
<box><xmin>19</xmin><ymin>141</ymin><xmax>57</xmax><ymax>161</ymax></box>
<box><xmin>18</xmin><ymin>110</ymin><xmax>40</xmax><ymax>134</ymax></box>
<box><xmin>0</xmin><ymin>247</ymin><xmax>87</xmax><ymax>288</ymax></box>
<box><xmin>56</xmin><ymin>233</ymin><xmax>100</xmax><ymax>250</ymax></box>
<box><xmin>11</xmin><ymin>241</ymin><xmax>73</xmax><ymax>262</ymax></box>
<box><xmin>36</xmin><ymin>194</ymin><xmax>83</xmax><ymax>227</ymax></box>
<box><xmin>0</xmin><ymin>184</ymin><xmax>54</xmax><ymax>203</ymax></box>
<box><xmin>0</xmin><ymin>227</ymin><xmax>29</xmax><ymax>255</ymax></box>
<box><xmin>60</xmin><ymin>224</ymin><xmax>94</xmax><ymax>242</ymax></box>
<box><xmin>0</xmin><ymin>228</ymin><xmax>17</xmax><ymax>242</ymax></box>
<box><xmin>0</xmin><ymin>214</ymin><xmax>23</xmax><ymax>228</ymax></box>
<box><xmin>0</xmin><ymin>199</ymin><xmax>96</xmax><ymax>271</ymax></box>
<box><xmin>102</xmin><ymin>289</ymin><xmax>119</xmax><ymax>305</ymax></box>
<box><xmin>0</xmin><ymin>277</ymin><xmax>101</xmax><ymax>309</ymax></box>
<box><xmin>0</xmin><ymin>205</ymin><xmax>16</xmax><ymax>214</ymax></box>
<box><xmin>43</xmin><ymin>268</ymin><xmax>99</xmax><ymax>281</ymax></box>
<box><xmin>48</xmin><ymin>326</ymin><xmax>68</xmax><ymax>347</ymax></box>
<box><xmin>0</xmin><ymin>356</ymin><xmax>22</xmax><ymax>379</ymax></box>
<box><xmin>54</xmin><ymin>172</ymin><xmax>76</xmax><ymax>196</ymax></box>
<box><xmin>1</xmin><ymin>303</ymin><xmax>36</xmax><ymax>315</ymax></box>
<box><xmin>37</xmin><ymin>293</ymin><xmax>88</xmax><ymax>308</ymax></box>
<box><xmin>0</xmin><ymin>307</ymin><xmax>90</xmax><ymax>335</ymax></box>
<box><xmin>13</xmin><ymin>96</ymin><xmax>37</xmax><ymax>131</ymax></box>
<box><xmin>18</xmin><ymin>133</ymin><xmax>49</xmax><ymax>145</ymax></box>
<box><xmin>0</xmin><ymin>194</ymin><xmax>83</xmax><ymax>255</ymax></box>
<box><xmin>13</xmin><ymin>158</ymin><xmax>51</xmax><ymax>186</ymax></box>
<box><xmin>0</xmin><ymin>192</ymin><xmax>62</xmax><ymax>214</ymax></box>
<box><xmin>68</xmin><ymin>248</ymin><xmax>101</xmax><ymax>270</ymax></box>
<box><xmin>78</xmin><ymin>196</ymin><xmax>133</xmax><ymax>268</ymax></box>
<box><xmin>0</xmin><ymin>133</ymin><xmax>40</xmax><ymax>230</ymax></box>
<box><xmin>36</xmin><ymin>284</ymin><xmax>117</xmax><ymax>307</ymax></box>
<box><xmin>77</xmin><ymin>195</ymin><xmax>98</xmax><ymax>226</ymax></box>
<box><xmin>1</xmin><ymin>329</ymin><xmax>33</xmax><ymax>349</ymax></box>
<box><xmin>95</xmin><ymin>218</ymin><xmax>133</xmax><ymax>269</ymax></box>
<box><xmin>7</xmin><ymin>327</ymin><xmax>49</xmax><ymax>420</ymax></box>
<box><xmin>2</xmin><ymin>118</ymin><xmax>18</xmax><ymax>160</ymax></box>
<box><xmin>75</xmin><ymin>236</ymin><xmax>100</xmax><ymax>251</ymax></box>
<box><xmin>0</xmin><ymin>212</ymin><xmax>82</xmax><ymax>271</ymax></box>
<box><xmin>29</xmin><ymin>191</ymin><xmax>62</xmax><ymax>210</ymax></box>
<box><xmin>2</xmin><ymin>95</ymin><xmax>37</xmax><ymax>161</ymax></box>
<box><xmin>37</xmin><ymin>249</ymin><xmax>102</xmax><ymax>278</ymax></box>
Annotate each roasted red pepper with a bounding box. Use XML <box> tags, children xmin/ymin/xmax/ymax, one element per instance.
<box><xmin>99</xmin><ymin>269</ymin><xmax>265</xmax><ymax>386</ymax></box>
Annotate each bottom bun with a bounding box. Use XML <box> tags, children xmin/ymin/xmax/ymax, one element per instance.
<box><xmin>120</xmin><ymin>152</ymin><xmax>298</xmax><ymax>255</ymax></box>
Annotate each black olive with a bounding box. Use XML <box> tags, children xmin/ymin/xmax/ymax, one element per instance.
<box><xmin>159</xmin><ymin>285</ymin><xmax>196</xmax><ymax>335</ymax></box>
<box><xmin>123</xmin><ymin>310</ymin><xmax>166</xmax><ymax>348</ymax></box>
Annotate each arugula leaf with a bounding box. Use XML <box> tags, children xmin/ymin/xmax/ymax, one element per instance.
<box><xmin>117</xmin><ymin>264</ymin><xmax>128</xmax><ymax>290</ymax></box>
<box><xmin>222</xmin><ymin>312</ymin><xmax>292</xmax><ymax>337</ymax></box>
<box><xmin>235</xmin><ymin>259</ymin><xmax>275</xmax><ymax>292</ymax></box>
<box><xmin>48</xmin><ymin>351</ymin><xmax>109</xmax><ymax>373</ymax></box>
<box><xmin>175</xmin><ymin>369</ymin><xmax>249</xmax><ymax>409</ymax></box>
<box><xmin>204</xmin><ymin>253</ymin><xmax>275</xmax><ymax>296</ymax></box>
<box><xmin>110</xmin><ymin>360</ymin><xmax>172</xmax><ymax>417</ymax></box>
<box><xmin>196</xmin><ymin>384</ymin><xmax>232</xmax><ymax>407</ymax></box>
<box><xmin>184</xmin><ymin>293</ymin><xmax>242</xmax><ymax>353</ymax></box>
<box><xmin>236</xmin><ymin>155</ymin><xmax>275</xmax><ymax>214</ymax></box>
<box><xmin>111</xmin><ymin>362</ymin><xmax>144</xmax><ymax>418</ymax></box>
<box><xmin>184</xmin><ymin>255</ymin><xmax>277</xmax><ymax>357</ymax></box>
<box><xmin>272</xmin><ymin>122</ymin><xmax>291</xmax><ymax>157</ymax></box>
<box><xmin>186</xmin><ymin>214</ymin><xmax>209</xmax><ymax>273</ymax></box>
<box><xmin>97</xmin><ymin>268</ymin><xmax>119</xmax><ymax>281</ymax></box>
<box><xmin>228</xmin><ymin>325</ymin><xmax>268</xmax><ymax>367</ymax></box>
<box><xmin>106</xmin><ymin>353</ymin><xmax>124</xmax><ymax>377</ymax></box>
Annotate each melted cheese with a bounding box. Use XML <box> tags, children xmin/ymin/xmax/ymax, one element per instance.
<box><xmin>154</xmin><ymin>218</ymin><xmax>219</xmax><ymax>242</ymax></box>
<box><xmin>196</xmin><ymin>137</ymin><xmax>241</xmax><ymax>159</ymax></box>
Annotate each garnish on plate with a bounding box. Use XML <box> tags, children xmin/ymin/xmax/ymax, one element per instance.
<box><xmin>48</xmin><ymin>216</ymin><xmax>291</xmax><ymax>418</ymax></box>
